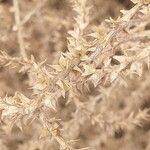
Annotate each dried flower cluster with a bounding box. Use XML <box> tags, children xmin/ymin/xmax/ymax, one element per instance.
<box><xmin>0</xmin><ymin>0</ymin><xmax>150</xmax><ymax>150</ymax></box>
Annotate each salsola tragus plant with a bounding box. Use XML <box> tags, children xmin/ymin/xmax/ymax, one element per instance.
<box><xmin>0</xmin><ymin>0</ymin><xmax>150</xmax><ymax>149</ymax></box>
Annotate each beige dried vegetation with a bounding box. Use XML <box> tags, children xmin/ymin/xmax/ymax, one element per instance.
<box><xmin>0</xmin><ymin>0</ymin><xmax>150</xmax><ymax>150</ymax></box>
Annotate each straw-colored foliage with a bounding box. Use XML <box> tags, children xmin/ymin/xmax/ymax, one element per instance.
<box><xmin>0</xmin><ymin>0</ymin><xmax>150</xmax><ymax>149</ymax></box>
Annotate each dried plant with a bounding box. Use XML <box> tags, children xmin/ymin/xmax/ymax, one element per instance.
<box><xmin>0</xmin><ymin>0</ymin><xmax>150</xmax><ymax>150</ymax></box>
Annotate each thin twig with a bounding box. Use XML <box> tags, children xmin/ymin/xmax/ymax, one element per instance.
<box><xmin>21</xmin><ymin>0</ymin><xmax>47</xmax><ymax>26</ymax></box>
<box><xmin>13</xmin><ymin>0</ymin><xmax>28</xmax><ymax>60</ymax></box>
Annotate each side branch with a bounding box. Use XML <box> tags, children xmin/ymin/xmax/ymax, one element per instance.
<box><xmin>13</xmin><ymin>0</ymin><xmax>28</xmax><ymax>60</ymax></box>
